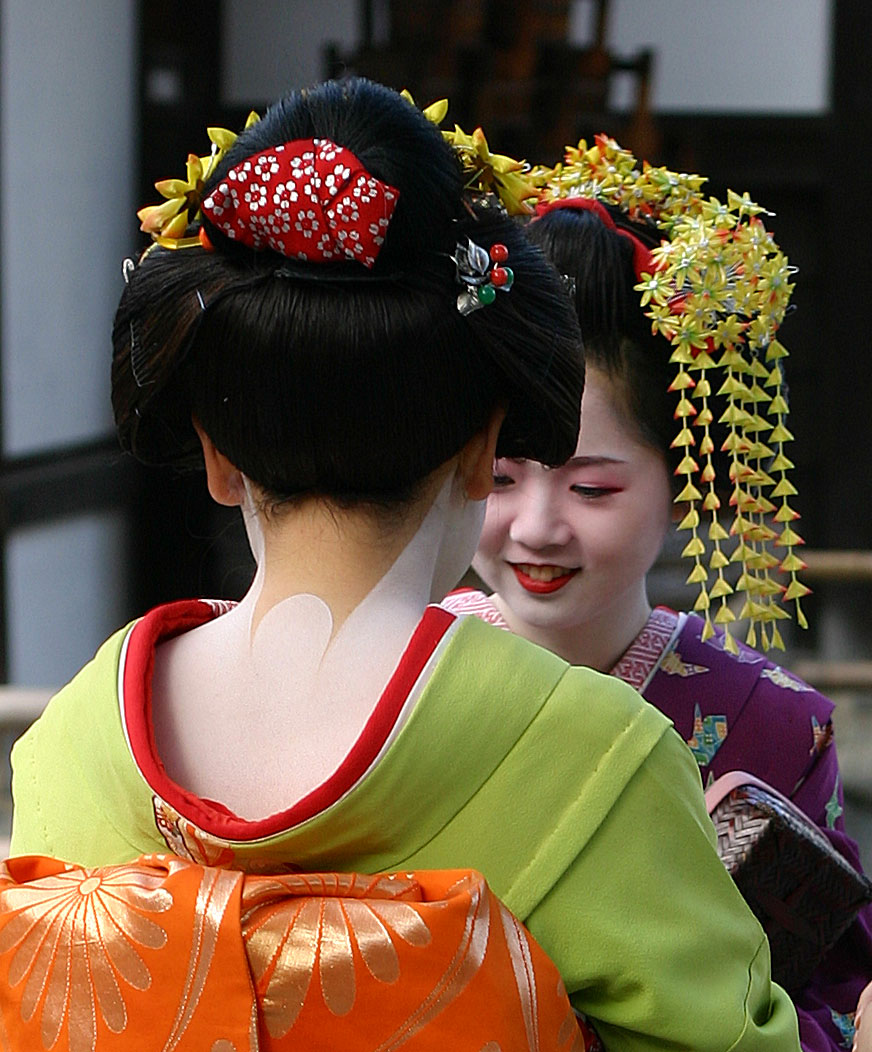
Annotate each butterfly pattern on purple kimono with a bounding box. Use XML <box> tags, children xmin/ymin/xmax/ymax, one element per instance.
<box><xmin>617</xmin><ymin>607</ymin><xmax>872</xmax><ymax>1052</ymax></box>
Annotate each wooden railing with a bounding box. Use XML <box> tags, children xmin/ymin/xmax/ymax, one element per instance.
<box><xmin>790</xmin><ymin>551</ymin><xmax>872</xmax><ymax>689</ymax></box>
<box><xmin>0</xmin><ymin>687</ymin><xmax>53</xmax><ymax>726</ymax></box>
<box><xmin>802</xmin><ymin>550</ymin><xmax>872</xmax><ymax>582</ymax></box>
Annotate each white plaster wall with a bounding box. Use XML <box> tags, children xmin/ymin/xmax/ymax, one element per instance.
<box><xmin>0</xmin><ymin>0</ymin><xmax>137</xmax><ymax>456</ymax></box>
<box><xmin>571</xmin><ymin>0</ymin><xmax>832</xmax><ymax>114</ymax></box>
<box><xmin>6</xmin><ymin>512</ymin><xmax>128</xmax><ymax>688</ymax></box>
<box><xmin>0</xmin><ymin>0</ymin><xmax>137</xmax><ymax>688</ymax></box>
<box><xmin>225</xmin><ymin>0</ymin><xmax>831</xmax><ymax>114</ymax></box>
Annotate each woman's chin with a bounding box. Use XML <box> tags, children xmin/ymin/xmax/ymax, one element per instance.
<box><xmin>505</xmin><ymin>593</ymin><xmax>587</xmax><ymax>635</ymax></box>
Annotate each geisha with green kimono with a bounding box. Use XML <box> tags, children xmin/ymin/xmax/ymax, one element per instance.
<box><xmin>6</xmin><ymin>80</ymin><xmax>799</xmax><ymax>1051</ymax></box>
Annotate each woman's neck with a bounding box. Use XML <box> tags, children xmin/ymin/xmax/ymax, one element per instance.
<box><xmin>491</xmin><ymin>585</ymin><xmax>653</xmax><ymax>673</ymax></box>
<box><xmin>239</xmin><ymin>461</ymin><xmax>484</xmax><ymax>637</ymax></box>
<box><xmin>247</xmin><ymin>498</ymin><xmax>429</xmax><ymax>637</ymax></box>
<box><xmin>152</xmin><ymin>465</ymin><xmax>480</xmax><ymax>817</ymax></box>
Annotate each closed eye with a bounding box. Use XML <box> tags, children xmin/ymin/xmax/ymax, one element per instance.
<box><xmin>571</xmin><ymin>485</ymin><xmax>616</xmax><ymax>499</ymax></box>
<box><xmin>492</xmin><ymin>474</ymin><xmax>515</xmax><ymax>487</ymax></box>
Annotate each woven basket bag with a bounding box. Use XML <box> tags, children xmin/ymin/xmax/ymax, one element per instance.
<box><xmin>706</xmin><ymin>772</ymin><xmax>872</xmax><ymax>991</ymax></box>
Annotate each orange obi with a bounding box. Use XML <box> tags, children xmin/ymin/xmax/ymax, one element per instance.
<box><xmin>0</xmin><ymin>854</ymin><xmax>597</xmax><ymax>1051</ymax></box>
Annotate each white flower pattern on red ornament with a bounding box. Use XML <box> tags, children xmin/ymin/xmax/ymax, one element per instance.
<box><xmin>202</xmin><ymin>138</ymin><xmax>398</xmax><ymax>266</ymax></box>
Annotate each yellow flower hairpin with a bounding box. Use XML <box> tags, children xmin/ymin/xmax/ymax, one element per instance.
<box><xmin>402</xmin><ymin>90</ymin><xmax>538</xmax><ymax>216</ymax></box>
<box><xmin>137</xmin><ymin>111</ymin><xmax>260</xmax><ymax>249</ymax></box>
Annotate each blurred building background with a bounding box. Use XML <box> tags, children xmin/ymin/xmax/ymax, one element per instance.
<box><xmin>0</xmin><ymin>0</ymin><xmax>870</xmax><ymax>855</ymax></box>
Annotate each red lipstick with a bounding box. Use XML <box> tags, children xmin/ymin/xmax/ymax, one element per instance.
<box><xmin>511</xmin><ymin>565</ymin><xmax>578</xmax><ymax>594</ymax></box>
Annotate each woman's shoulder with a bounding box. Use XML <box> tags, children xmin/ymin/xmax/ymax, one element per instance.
<box><xmin>26</xmin><ymin>600</ymin><xmax>226</xmax><ymax>736</ymax></box>
<box><xmin>443</xmin><ymin>590</ymin><xmax>672</xmax><ymax>722</ymax></box>
<box><xmin>10</xmin><ymin>601</ymin><xmax>216</xmax><ymax>863</ymax></box>
<box><xmin>444</xmin><ymin>608</ymin><xmax>674</xmax><ymax>750</ymax></box>
<box><xmin>651</xmin><ymin>612</ymin><xmax>835</xmax><ymax>793</ymax></box>
<box><xmin>19</xmin><ymin>619</ymin><xmax>135</xmax><ymax>739</ymax></box>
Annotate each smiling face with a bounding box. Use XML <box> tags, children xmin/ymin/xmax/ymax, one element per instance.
<box><xmin>472</xmin><ymin>366</ymin><xmax>674</xmax><ymax>668</ymax></box>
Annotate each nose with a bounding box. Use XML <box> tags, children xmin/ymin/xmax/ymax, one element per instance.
<box><xmin>507</xmin><ymin>490</ymin><xmax>573</xmax><ymax>551</ymax></box>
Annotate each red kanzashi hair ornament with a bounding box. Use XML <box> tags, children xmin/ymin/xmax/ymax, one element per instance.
<box><xmin>201</xmin><ymin>138</ymin><xmax>400</xmax><ymax>268</ymax></box>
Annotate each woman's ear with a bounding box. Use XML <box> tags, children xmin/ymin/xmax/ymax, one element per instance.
<box><xmin>193</xmin><ymin>419</ymin><xmax>247</xmax><ymax>507</ymax></box>
<box><xmin>458</xmin><ymin>408</ymin><xmax>506</xmax><ymax>501</ymax></box>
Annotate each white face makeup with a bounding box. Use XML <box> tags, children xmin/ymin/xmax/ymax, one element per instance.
<box><xmin>473</xmin><ymin>367</ymin><xmax>673</xmax><ymax>652</ymax></box>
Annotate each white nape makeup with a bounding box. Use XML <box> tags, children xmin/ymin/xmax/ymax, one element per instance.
<box><xmin>151</xmin><ymin>467</ymin><xmax>482</xmax><ymax>819</ymax></box>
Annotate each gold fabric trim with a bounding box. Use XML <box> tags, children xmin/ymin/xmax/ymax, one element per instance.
<box><xmin>499</xmin><ymin>901</ymin><xmax>539</xmax><ymax>1051</ymax></box>
<box><xmin>161</xmin><ymin>866</ymin><xmax>241</xmax><ymax>1052</ymax></box>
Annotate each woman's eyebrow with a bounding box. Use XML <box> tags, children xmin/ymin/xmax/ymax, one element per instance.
<box><xmin>565</xmin><ymin>455</ymin><xmax>627</xmax><ymax>467</ymax></box>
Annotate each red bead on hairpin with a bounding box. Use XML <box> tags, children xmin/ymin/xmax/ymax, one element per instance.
<box><xmin>454</xmin><ymin>239</ymin><xmax>514</xmax><ymax>314</ymax></box>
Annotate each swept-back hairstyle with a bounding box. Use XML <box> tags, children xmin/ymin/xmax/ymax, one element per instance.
<box><xmin>112</xmin><ymin>78</ymin><xmax>584</xmax><ymax>506</ymax></box>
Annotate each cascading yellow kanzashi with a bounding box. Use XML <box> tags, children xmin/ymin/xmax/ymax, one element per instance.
<box><xmin>534</xmin><ymin>133</ymin><xmax>807</xmax><ymax>651</ymax></box>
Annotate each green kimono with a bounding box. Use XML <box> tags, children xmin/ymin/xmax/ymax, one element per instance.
<box><xmin>11</xmin><ymin>600</ymin><xmax>800</xmax><ymax>1052</ymax></box>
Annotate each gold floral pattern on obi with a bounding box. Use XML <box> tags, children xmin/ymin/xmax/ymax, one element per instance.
<box><xmin>0</xmin><ymin>861</ymin><xmax>172</xmax><ymax>1052</ymax></box>
<box><xmin>0</xmin><ymin>858</ymin><xmax>594</xmax><ymax>1050</ymax></box>
<box><xmin>160</xmin><ymin>865</ymin><xmax>243</xmax><ymax>1052</ymax></box>
<box><xmin>241</xmin><ymin>871</ymin><xmax>437</xmax><ymax>1037</ymax></box>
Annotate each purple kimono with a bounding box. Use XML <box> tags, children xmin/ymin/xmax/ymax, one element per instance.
<box><xmin>442</xmin><ymin>592</ymin><xmax>872</xmax><ymax>1052</ymax></box>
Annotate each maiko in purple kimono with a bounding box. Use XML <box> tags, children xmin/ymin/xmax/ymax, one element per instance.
<box><xmin>444</xmin><ymin>590</ymin><xmax>872</xmax><ymax>1052</ymax></box>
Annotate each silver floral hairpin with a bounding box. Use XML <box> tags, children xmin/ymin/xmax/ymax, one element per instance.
<box><xmin>452</xmin><ymin>236</ymin><xmax>514</xmax><ymax>315</ymax></box>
